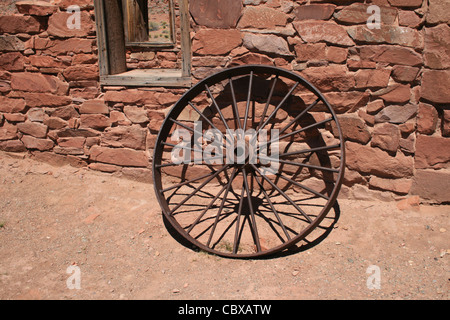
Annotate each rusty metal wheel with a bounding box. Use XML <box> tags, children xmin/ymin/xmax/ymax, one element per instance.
<box><xmin>153</xmin><ymin>65</ymin><xmax>345</xmax><ymax>258</ymax></box>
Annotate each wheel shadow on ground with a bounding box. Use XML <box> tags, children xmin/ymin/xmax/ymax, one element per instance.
<box><xmin>162</xmin><ymin>201</ymin><xmax>341</xmax><ymax>260</ymax></box>
<box><xmin>269</xmin><ymin>201</ymin><xmax>341</xmax><ymax>259</ymax></box>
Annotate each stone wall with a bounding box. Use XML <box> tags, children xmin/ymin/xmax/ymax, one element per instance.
<box><xmin>0</xmin><ymin>0</ymin><xmax>449</xmax><ymax>203</ymax></box>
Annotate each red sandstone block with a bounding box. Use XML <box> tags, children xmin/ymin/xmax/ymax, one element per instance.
<box><xmin>79</xmin><ymin>100</ymin><xmax>109</xmax><ymax>115</ymax></box>
<box><xmin>0</xmin><ymin>96</ymin><xmax>27</xmax><ymax>113</ymax></box>
<box><xmin>28</xmin><ymin>55</ymin><xmax>66</xmax><ymax>68</ymax></box>
<box><xmin>63</xmin><ymin>65</ymin><xmax>99</xmax><ymax>81</ymax></box>
<box><xmin>294</xmin><ymin>43</ymin><xmax>326</xmax><ymax>62</ymax></box>
<box><xmin>0</xmin><ymin>15</ymin><xmax>43</xmax><ymax>34</ymax></box>
<box><xmin>300</xmin><ymin>64</ymin><xmax>355</xmax><ymax>92</ymax></box>
<box><xmin>21</xmin><ymin>93</ymin><xmax>72</xmax><ymax>108</ymax></box>
<box><xmin>56</xmin><ymin>0</ymin><xmax>94</xmax><ymax>9</ymax></box>
<box><xmin>411</xmin><ymin>169</ymin><xmax>450</xmax><ymax>204</ymax></box>
<box><xmin>326</xmin><ymin>46</ymin><xmax>348</xmax><ymax>64</ymax></box>
<box><xmin>424</xmin><ymin>24</ymin><xmax>450</xmax><ymax>70</ymax></box>
<box><xmin>21</xmin><ymin>135</ymin><xmax>54</xmax><ymax>151</ymax></box>
<box><xmin>369</xmin><ymin>176</ymin><xmax>412</xmax><ymax>195</ymax></box>
<box><xmin>0</xmin><ymin>123</ymin><xmax>18</xmax><ymax>141</ymax></box>
<box><xmin>356</xmin><ymin>45</ymin><xmax>423</xmax><ymax>66</ymax></box>
<box><xmin>3</xmin><ymin>113</ymin><xmax>26</xmax><ymax>122</ymax></box>
<box><xmin>42</xmin><ymin>38</ymin><xmax>93</xmax><ymax>55</ymax></box>
<box><xmin>89</xmin><ymin>145</ymin><xmax>149</xmax><ymax>168</ymax></box>
<box><xmin>103</xmin><ymin>90</ymin><xmax>158</xmax><ymax>105</ymax></box>
<box><xmin>373</xmin><ymin>84</ymin><xmax>411</xmax><ymax>104</ymax></box>
<box><xmin>0</xmin><ymin>52</ymin><xmax>25</xmax><ymax>71</ymax></box>
<box><xmin>79</xmin><ymin>114</ymin><xmax>111</xmax><ymax>130</ymax></box>
<box><xmin>391</xmin><ymin>65</ymin><xmax>420</xmax><ymax>82</ymax></box>
<box><xmin>228</xmin><ymin>52</ymin><xmax>273</xmax><ymax>68</ymax></box>
<box><xmin>47</xmin><ymin>11</ymin><xmax>94</xmax><ymax>38</ymax></box>
<box><xmin>16</xmin><ymin>1</ymin><xmax>58</xmax><ymax>16</ymax></box>
<box><xmin>238</xmin><ymin>6</ymin><xmax>288</xmax><ymax>29</ymax></box>
<box><xmin>17</xmin><ymin>121</ymin><xmax>48</xmax><ymax>138</ymax></box>
<box><xmin>57</xmin><ymin>137</ymin><xmax>86</xmax><ymax>149</ymax></box>
<box><xmin>398</xmin><ymin>10</ymin><xmax>422</xmax><ymax>28</ymax></box>
<box><xmin>347</xmin><ymin>58</ymin><xmax>377</xmax><ymax>70</ymax></box>
<box><xmin>322</xmin><ymin>91</ymin><xmax>370</xmax><ymax>114</ymax></box>
<box><xmin>331</xmin><ymin>114</ymin><xmax>371</xmax><ymax>144</ymax></box>
<box><xmin>371</xmin><ymin>123</ymin><xmax>400</xmax><ymax>154</ymax></box>
<box><xmin>293</xmin><ymin>20</ymin><xmax>354</xmax><ymax>47</ymax></box>
<box><xmin>293</xmin><ymin>4</ymin><xmax>336</xmax><ymax>21</ymax></box>
<box><xmin>44</xmin><ymin>117</ymin><xmax>68</xmax><ymax>130</ymax></box>
<box><xmin>388</xmin><ymin>0</ymin><xmax>423</xmax><ymax>8</ymax></box>
<box><xmin>366</xmin><ymin>100</ymin><xmax>385</xmax><ymax>115</ymax></box>
<box><xmin>417</xmin><ymin>103</ymin><xmax>438</xmax><ymax>135</ymax></box>
<box><xmin>421</xmin><ymin>70</ymin><xmax>450</xmax><ymax>104</ymax></box>
<box><xmin>110</xmin><ymin>111</ymin><xmax>132</xmax><ymax>126</ymax></box>
<box><xmin>0</xmin><ymin>139</ymin><xmax>26</xmax><ymax>153</ymax></box>
<box><xmin>123</xmin><ymin>106</ymin><xmax>149</xmax><ymax>124</ymax></box>
<box><xmin>346</xmin><ymin>141</ymin><xmax>414</xmax><ymax>178</ymax></box>
<box><xmin>102</xmin><ymin>125</ymin><xmax>147</xmax><ymax>150</ymax></box>
<box><xmin>334</xmin><ymin>3</ymin><xmax>397</xmax><ymax>25</ymax></box>
<box><xmin>50</xmin><ymin>105</ymin><xmax>79</xmax><ymax>120</ymax></box>
<box><xmin>11</xmin><ymin>73</ymin><xmax>68</xmax><ymax>95</ymax></box>
<box><xmin>354</xmin><ymin>69</ymin><xmax>391</xmax><ymax>89</ymax></box>
<box><xmin>189</xmin><ymin>0</ymin><xmax>242</xmax><ymax>28</ymax></box>
<box><xmin>88</xmin><ymin>162</ymin><xmax>121</xmax><ymax>173</ymax></box>
<box><xmin>193</xmin><ymin>29</ymin><xmax>242</xmax><ymax>56</ymax></box>
<box><xmin>415</xmin><ymin>135</ymin><xmax>450</xmax><ymax>169</ymax></box>
<box><xmin>348</xmin><ymin>25</ymin><xmax>423</xmax><ymax>49</ymax></box>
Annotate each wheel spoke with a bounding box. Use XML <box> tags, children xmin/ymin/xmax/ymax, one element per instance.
<box><xmin>161</xmin><ymin>141</ymin><xmax>226</xmax><ymax>163</ymax></box>
<box><xmin>251</xmin><ymin>164</ymin><xmax>313</xmax><ymax>224</ymax></box>
<box><xmin>161</xmin><ymin>169</ymin><xmax>223</xmax><ymax>193</ymax></box>
<box><xmin>258</xmin><ymin>156</ymin><xmax>339</xmax><ymax>173</ymax></box>
<box><xmin>256</xmin><ymin>117</ymin><xmax>335</xmax><ymax>153</ymax></box>
<box><xmin>205</xmin><ymin>84</ymin><xmax>233</xmax><ymax>136</ymax></box>
<box><xmin>278</xmin><ymin>117</ymin><xmax>334</xmax><ymax>142</ymax></box>
<box><xmin>161</xmin><ymin>141</ymin><xmax>196</xmax><ymax>152</ymax></box>
<box><xmin>156</xmin><ymin>162</ymin><xmax>225</xmax><ymax>169</ymax></box>
<box><xmin>279</xmin><ymin>144</ymin><xmax>341</xmax><ymax>158</ymax></box>
<box><xmin>206</xmin><ymin>168</ymin><xmax>239</xmax><ymax>246</ymax></box>
<box><xmin>257</xmin><ymin>76</ymin><xmax>278</xmax><ymax>131</ymax></box>
<box><xmin>168</xmin><ymin>164</ymin><xmax>230</xmax><ymax>215</ymax></box>
<box><xmin>243</xmin><ymin>71</ymin><xmax>254</xmax><ymax>132</ymax></box>
<box><xmin>229</xmin><ymin>77</ymin><xmax>243</xmax><ymax>131</ymax></box>
<box><xmin>253</xmin><ymin>173</ymin><xmax>291</xmax><ymax>241</ymax></box>
<box><xmin>187</xmin><ymin>168</ymin><xmax>238</xmax><ymax>235</ymax></box>
<box><xmin>233</xmin><ymin>186</ymin><xmax>246</xmax><ymax>254</ymax></box>
<box><xmin>169</xmin><ymin>117</ymin><xmax>203</xmax><ymax>137</ymax></box>
<box><xmin>279</xmin><ymin>97</ymin><xmax>321</xmax><ymax>136</ymax></box>
<box><xmin>255</xmin><ymin>81</ymin><xmax>299</xmax><ymax>138</ymax></box>
<box><xmin>187</xmin><ymin>101</ymin><xmax>216</xmax><ymax>129</ymax></box>
<box><xmin>273</xmin><ymin>172</ymin><xmax>330</xmax><ymax>200</ymax></box>
<box><xmin>187</xmin><ymin>101</ymin><xmax>234</xmax><ymax>146</ymax></box>
<box><xmin>242</xmin><ymin>167</ymin><xmax>261</xmax><ymax>252</ymax></box>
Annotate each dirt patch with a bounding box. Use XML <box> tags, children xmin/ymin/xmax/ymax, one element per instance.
<box><xmin>0</xmin><ymin>151</ymin><xmax>448</xmax><ymax>300</ymax></box>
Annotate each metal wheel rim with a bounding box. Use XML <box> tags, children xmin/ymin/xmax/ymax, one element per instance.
<box><xmin>153</xmin><ymin>65</ymin><xmax>345</xmax><ymax>258</ymax></box>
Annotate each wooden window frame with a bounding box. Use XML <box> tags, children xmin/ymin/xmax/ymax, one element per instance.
<box><xmin>93</xmin><ymin>0</ymin><xmax>191</xmax><ymax>88</ymax></box>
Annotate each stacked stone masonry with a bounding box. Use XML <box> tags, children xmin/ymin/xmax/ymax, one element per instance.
<box><xmin>0</xmin><ymin>0</ymin><xmax>449</xmax><ymax>203</ymax></box>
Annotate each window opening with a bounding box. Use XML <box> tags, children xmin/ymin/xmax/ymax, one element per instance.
<box><xmin>122</xmin><ymin>0</ymin><xmax>176</xmax><ymax>48</ymax></box>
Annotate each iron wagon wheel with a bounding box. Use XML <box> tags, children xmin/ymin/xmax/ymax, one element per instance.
<box><xmin>153</xmin><ymin>65</ymin><xmax>345</xmax><ymax>258</ymax></box>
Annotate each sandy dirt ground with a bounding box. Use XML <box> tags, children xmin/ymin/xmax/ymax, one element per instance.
<box><xmin>0</xmin><ymin>151</ymin><xmax>448</xmax><ymax>300</ymax></box>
